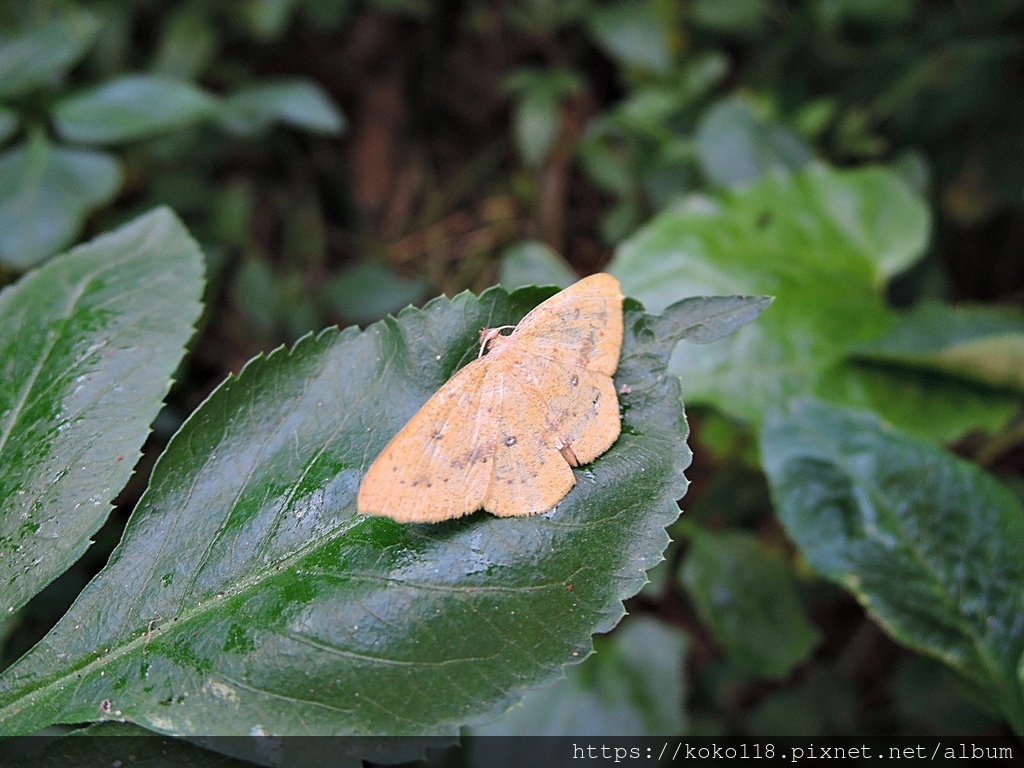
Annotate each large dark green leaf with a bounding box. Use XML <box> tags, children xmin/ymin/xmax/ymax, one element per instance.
<box><xmin>762</xmin><ymin>400</ymin><xmax>1024</xmax><ymax>735</ymax></box>
<box><xmin>53</xmin><ymin>75</ymin><xmax>219</xmax><ymax>145</ymax></box>
<box><xmin>0</xmin><ymin>135</ymin><xmax>122</xmax><ymax>269</ymax></box>
<box><xmin>850</xmin><ymin>301</ymin><xmax>1024</xmax><ymax>393</ymax></box>
<box><xmin>609</xmin><ymin>164</ymin><xmax>1019</xmax><ymax>442</ymax></box>
<box><xmin>681</xmin><ymin>529</ymin><xmax>819</xmax><ymax>678</ymax></box>
<box><xmin>0</xmin><ymin>10</ymin><xmax>100</xmax><ymax>99</ymax></box>
<box><xmin>0</xmin><ymin>291</ymin><xmax>766</xmax><ymax>742</ymax></box>
<box><xmin>0</xmin><ymin>208</ymin><xmax>205</xmax><ymax>616</ymax></box>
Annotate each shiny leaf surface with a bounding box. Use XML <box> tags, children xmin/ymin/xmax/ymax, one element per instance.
<box><xmin>763</xmin><ymin>400</ymin><xmax>1024</xmax><ymax>735</ymax></box>
<box><xmin>0</xmin><ymin>208</ymin><xmax>205</xmax><ymax>615</ymax></box>
<box><xmin>0</xmin><ymin>290</ymin><xmax>765</xmax><ymax>739</ymax></box>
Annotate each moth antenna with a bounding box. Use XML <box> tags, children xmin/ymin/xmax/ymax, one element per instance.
<box><xmin>477</xmin><ymin>325</ymin><xmax>517</xmax><ymax>358</ymax></box>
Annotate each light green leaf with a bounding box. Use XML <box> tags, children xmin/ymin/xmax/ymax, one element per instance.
<box><xmin>469</xmin><ymin>616</ymin><xmax>687</xmax><ymax>740</ymax></box>
<box><xmin>681</xmin><ymin>529</ymin><xmax>819</xmax><ymax>678</ymax></box>
<box><xmin>695</xmin><ymin>97</ymin><xmax>812</xmax><ymax>187</ymax></box>
<box><xmin>0</xmin><ymin>292</ymin><xmax>769</xmax><ymax>741</ymax></box>
<box><xmin>0</xmin><ymin>135</ymin><xmax>122</xmax><ymax>269</ymax></box>
<box><xmin>586</xmin><ymin>1</ymin><xmax>672</xmax><ymax>75</ymax></box>
<box><xmin>499</xmin><ymin>242</ymin><xmax>577</xmax><ymax>290</ymax></box>
<box><xmin>0</xmin><ymin>10</ymin><xmax>100</xmax><ymax>99</ymax></box>
<box><xmin>610</xmin><ymin>164</ymin><xmax>1018</xmax><ymax>442</ymax></box>
<box><xmin>762</xmin><ymin>400</ymin><xmax>1024</xmax><ymax>735</ymax></box>
<box><xmin>53</xmin><ymin>75</ymin><xmax>219</xmax><ymax>145</ymax></box>
<box><xmin>218</xmin><ymin>79</ymin><xmax>346</xmax><ymax>137</ymax></box>
<box><xmin>850</xmin><ymin>301</ymin><xmax>1024</xmax><ymax>393</ymax></box>
<box><xmin>0</xmin><ymin>208</ymin><xmax>205</xmax><ymax>616</ymax></box>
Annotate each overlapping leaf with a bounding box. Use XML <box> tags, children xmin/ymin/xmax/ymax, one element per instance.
<box><xmin>0</xmin><ymin>208</ymin><xmax>205</xmax><ymax>615</ymax></box>
<box><xmin>468</xmin><ymin>615</ymin><xmax>687</xmax><ymax>742</ymax></box>
<box><xmin>218</xmin><ymin>79</ymin><xmax>346</xmax><ymax>137</ymax></box>
<box><xmin>609</xmin><ymin>163</ymin><xmax>1018</xmax><ymax>442</ymax></box>
<box><xmin>0</xmin><ymin>9</ymin><xmax>100</xmax><ymax>99</ymax></box>
<box><xmin>681</xmin><ymin>529</ymin><xmax>819</xmax><ymax>678</ymax></box>
<box><xmin>0</xmin><ymin>135</ymin><xmax>121</xmax><ymax>268</ymax></box>
<box><xmin>850</xmin><ymin>301</ymin><xmax>1024</xmax><ymax>393</ymax></box>
<box><xmin>762</xmin><ymin>400</ymin><xmax>1024</xmax><ymax>735</ymax></box>
<box><xmin>53</xmin><ymin>75</ymin><xmax>219</xmax><ymax>145</ymax></box>
<box><xmin>0</xmin><ymin>288</ymin><xmax>765</xmax><ymax>743</ymax></box>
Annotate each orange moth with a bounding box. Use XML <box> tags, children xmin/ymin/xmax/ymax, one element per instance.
<box><xmin>357</xmin><ymin>273</ymin><xmax>624</xmax><ymax>523</ymax></box>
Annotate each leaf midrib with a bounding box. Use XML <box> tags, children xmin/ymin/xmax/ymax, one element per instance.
<box><xmin>0</xmin><ymin>503</ymin><xmax>374</xmax><ymax>730</ymax></box>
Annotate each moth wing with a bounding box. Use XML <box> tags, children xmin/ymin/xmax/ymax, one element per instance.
<box><xmin>506</xmin><ymin>349</ymin><xmax>621</xmax><ymax>465</ymax></box>
<box><xmin>483</xmin><ymin>360</ymin><xmax>576</xmax><ymax>517</ymax></box>
<box><xmin>508</xmin><ymin>273</ymin><xmax>623</xmax><ymax>376</ymax></box>
<box><xmin>357</xmin><ymin>359</ymin><xmax>500</xmax><ymax>523</ymax></box>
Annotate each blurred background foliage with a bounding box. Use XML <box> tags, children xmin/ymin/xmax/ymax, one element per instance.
<box><xmin>2</xmin><ymin>0</ymin><xmax>1023</xmax><ymax>742</ymax></box>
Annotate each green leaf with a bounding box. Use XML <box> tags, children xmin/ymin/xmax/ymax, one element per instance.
<box><xmin>586</xmin><ymin>1</ymin><xmax>672</xmax><ymax>75</ymax></box>
<box><xmin>320</xmin><ymin>261</ymin><xmax>429</xmax><ymax>325</ymax></box>
<box><xmin>468</xmin><ymin>615</ymin><xmax>687</xmax><ymax>740</ymax></box>
<box><xmin>662</xmin><ymin>295</ymin><xmax>774</xmax><ymax>344</ymax></box>
<box><xmin>499</xmin><ymin>241</ymin><xmax>577</xmax><ymax>290</ymax></box>
<box><xmin>0</xmin><ymin>290</ymin><xmax>765</xmax><ymax>741</ymax></box>
<box><xmin>762</xmin><ymin>399</ymin><xmax>1024</xmax><ymax>735</ymax></box>
<box><xmin>218</xmin><ymin>79</ymin><xmax>346</xmax><ymax>137</ymax></box>
<box><xmin>234</xmin><ymin>0</ymin><xmax>302</xmax><ymax>41</ymax></box>
<box><xmin>610</xmin><ymin>164</ymin><xmax>1018</xmax><ymax>442</ymax></box>
<box><xmin>892</xmin><ymin>656</ymin><xmax>1000</xmax><ymax>734</ymax></box>
<box><xmin>504</xmin><ymin>66</ymin><xmax>582</xmax><ymax>168</ymax></box>
<box><xmin>513</xmin><ymin>91</ymin><xmax>560</xmax><ymax>168</ymax></box>
<box><xmin>0</xmin><ymin>208</ymin><xmax>205</xmax><ymax>616</ymax></box>
<box><xmin>0</xmin><ymin>135</ymin><xmax>122</xmax><ymax>269</ymax></box>
<box><xmin>53</xmin><ymin>75</ymin><xmax>219</xmax><ymax>145</ymax></box>
<box><xmin>0</xmin><ymin>10</ymin><xmax>100</xmax><ymax>99</ymax></box>
<box><xmin>681</xmin><ymin>529</ymin><xmax>819</xmax><ymax>678</ymax></box>
<box><xmin>694</xmin><ymin>97</ymin><xmax>812</xmax><ymax>187</ymax></box>
<box><xmin>0</xmin><ymin>106</ymin><xmax>19</xmax><ymax>144</ymax></box>
<box><xmin>850</xmin><ymin>301</ymin><xmax>1024</xmax><ymax>393</ymax></box>
<box><xmin>152</xmin><ymin>8</ymin><xmax>218</xmax><ymax>80</ymax></box>
<box><xmin>691</xmin><ymin>0</ymin><xmax>767</xmax><ymax>32</ymax></box>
